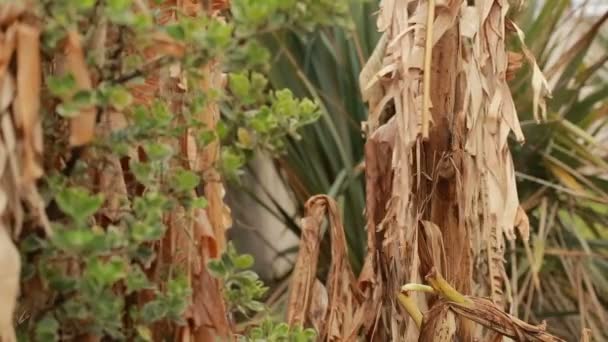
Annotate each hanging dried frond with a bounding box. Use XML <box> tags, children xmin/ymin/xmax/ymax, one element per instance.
<box><xmin>286</xmin><ymin>195</ymin><xmax>363</xmax><ymax>341</ymax></box>
<box><xmin>286</xmin><ymin>197</ymin><xmax>325</xmax><ymax>327</ymax></box>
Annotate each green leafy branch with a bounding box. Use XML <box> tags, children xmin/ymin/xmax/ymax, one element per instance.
<box><xmin>208</xmin><ymin>243</ymin><xmax>316</xmax><ymax>342</ymax></box>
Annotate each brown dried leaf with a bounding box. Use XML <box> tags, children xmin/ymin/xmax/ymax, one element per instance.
<box><xmin>359</xmin><ymin>31</ymin><xmax>388</xmax><ymax>133</ymax></box>
<box><xmin>544</xmin><ymin>12</ymin><xmax>608</xmax><ymax>81</ymax></box>
<box><xmin>509</xmin><ymin>21</ymin><xmax>551</xmax><ymax>122</ymax></box>
<box><xmin>419</xmin><ymin>220</ymin><xmax>447</xmax><ymax>278</ymax></box>
<box><xmin>286</xmin><ymin>197</ymin><xmax>324</xmax><ymax>326</ymax></box>
<box><xmin>287</xmin><ymin>195</ymin><xmax>363</xmax><ymax>341</ymax></box>
<box><xmin>150</xmin><ymin>31</ymin><xmax>186</xmax><ymax>58</ymax></box>
<box><xmin>321</xmin><ymin>195</ymin><xmax>361</xmax><ymax>340</ymax></box>
<box><xmin>196</xmin><ymin>60</ymin><xmax>223</xmax><ymax>172</ymax></box>
<box><xmin>15</xmin><ymin>23</ymin><xmax>42</xmax><ymax>183</ymax></box>
<box><xmin>62</xmin><ymin>30</ymin><xmax>97</xmax><ymax>147</ymax></box>
<box><xmin>187</xmin><ymin>208</ymin><xmax>231</xmax><ymax>339</ymax></box>
<box><xmin>198</xmin><ymin>63</ymin><xmax>230</xmax><ymax>252</ymax></box>
<box><xmin>309</xmin><ymin>279</ymin><xmax>329</xmax><ymax>334</ymax></box>
<box><xmin>203</xmin><ymin>170</ymin><xmax>230</xmax><ymax>252</ymax></box>
<box><xmin>449</xmin><ymin>297</ymin><xmax>566</xmax><ymax>342</ymax></box>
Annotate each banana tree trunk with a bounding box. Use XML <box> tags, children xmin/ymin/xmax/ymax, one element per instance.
<box><xmin>357</xmin><ymin>0</ymin><xmax>548</xmax><ymax>340</ymax></box>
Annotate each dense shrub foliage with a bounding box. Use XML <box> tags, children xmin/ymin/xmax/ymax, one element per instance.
<box><xmin>15</xmin><ymin>0</ymin><xmax>349</xmax><ymax>340</ymax></box>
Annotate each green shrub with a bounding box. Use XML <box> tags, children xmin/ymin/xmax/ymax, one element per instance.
<box><xmin>16</xmin><ymin>0</ymin><xmax>349</xmax><ymax>340</ymax></box>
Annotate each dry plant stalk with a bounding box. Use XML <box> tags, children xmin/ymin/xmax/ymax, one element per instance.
<box><xmin>291</xmin><ymin>0</ymin><xmax>553</xmax><ymax>340</ymax></box>
<box><xmin>286</xmin><ymin>197</ymin><xmax>325</xmax><ymax>327</ymax></box>
<box><xmin>286</xmin><ymin>196</ymin><xmax>363</xmax><ymax>341</ymax></box>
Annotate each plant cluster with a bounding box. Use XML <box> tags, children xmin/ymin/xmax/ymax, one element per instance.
<box><xmin>15</xmin><ymin>0</ymin><xmax>350</xmax><ymax>340</ymax></box>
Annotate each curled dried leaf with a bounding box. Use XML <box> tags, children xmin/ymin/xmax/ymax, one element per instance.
<box><xmin>286</xmin><ymin>199</ymin><xmax>324</xmax><ymax>326</ymax></box>
<box><xmin>287</xmin><ymin>195</ymin><xmax>363</xmax><ymax>340</ymax></box>
<box><xmin>449</xmin><ymin>297</ymin><xmax>566</xmax><ymax>342</ymax></box>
